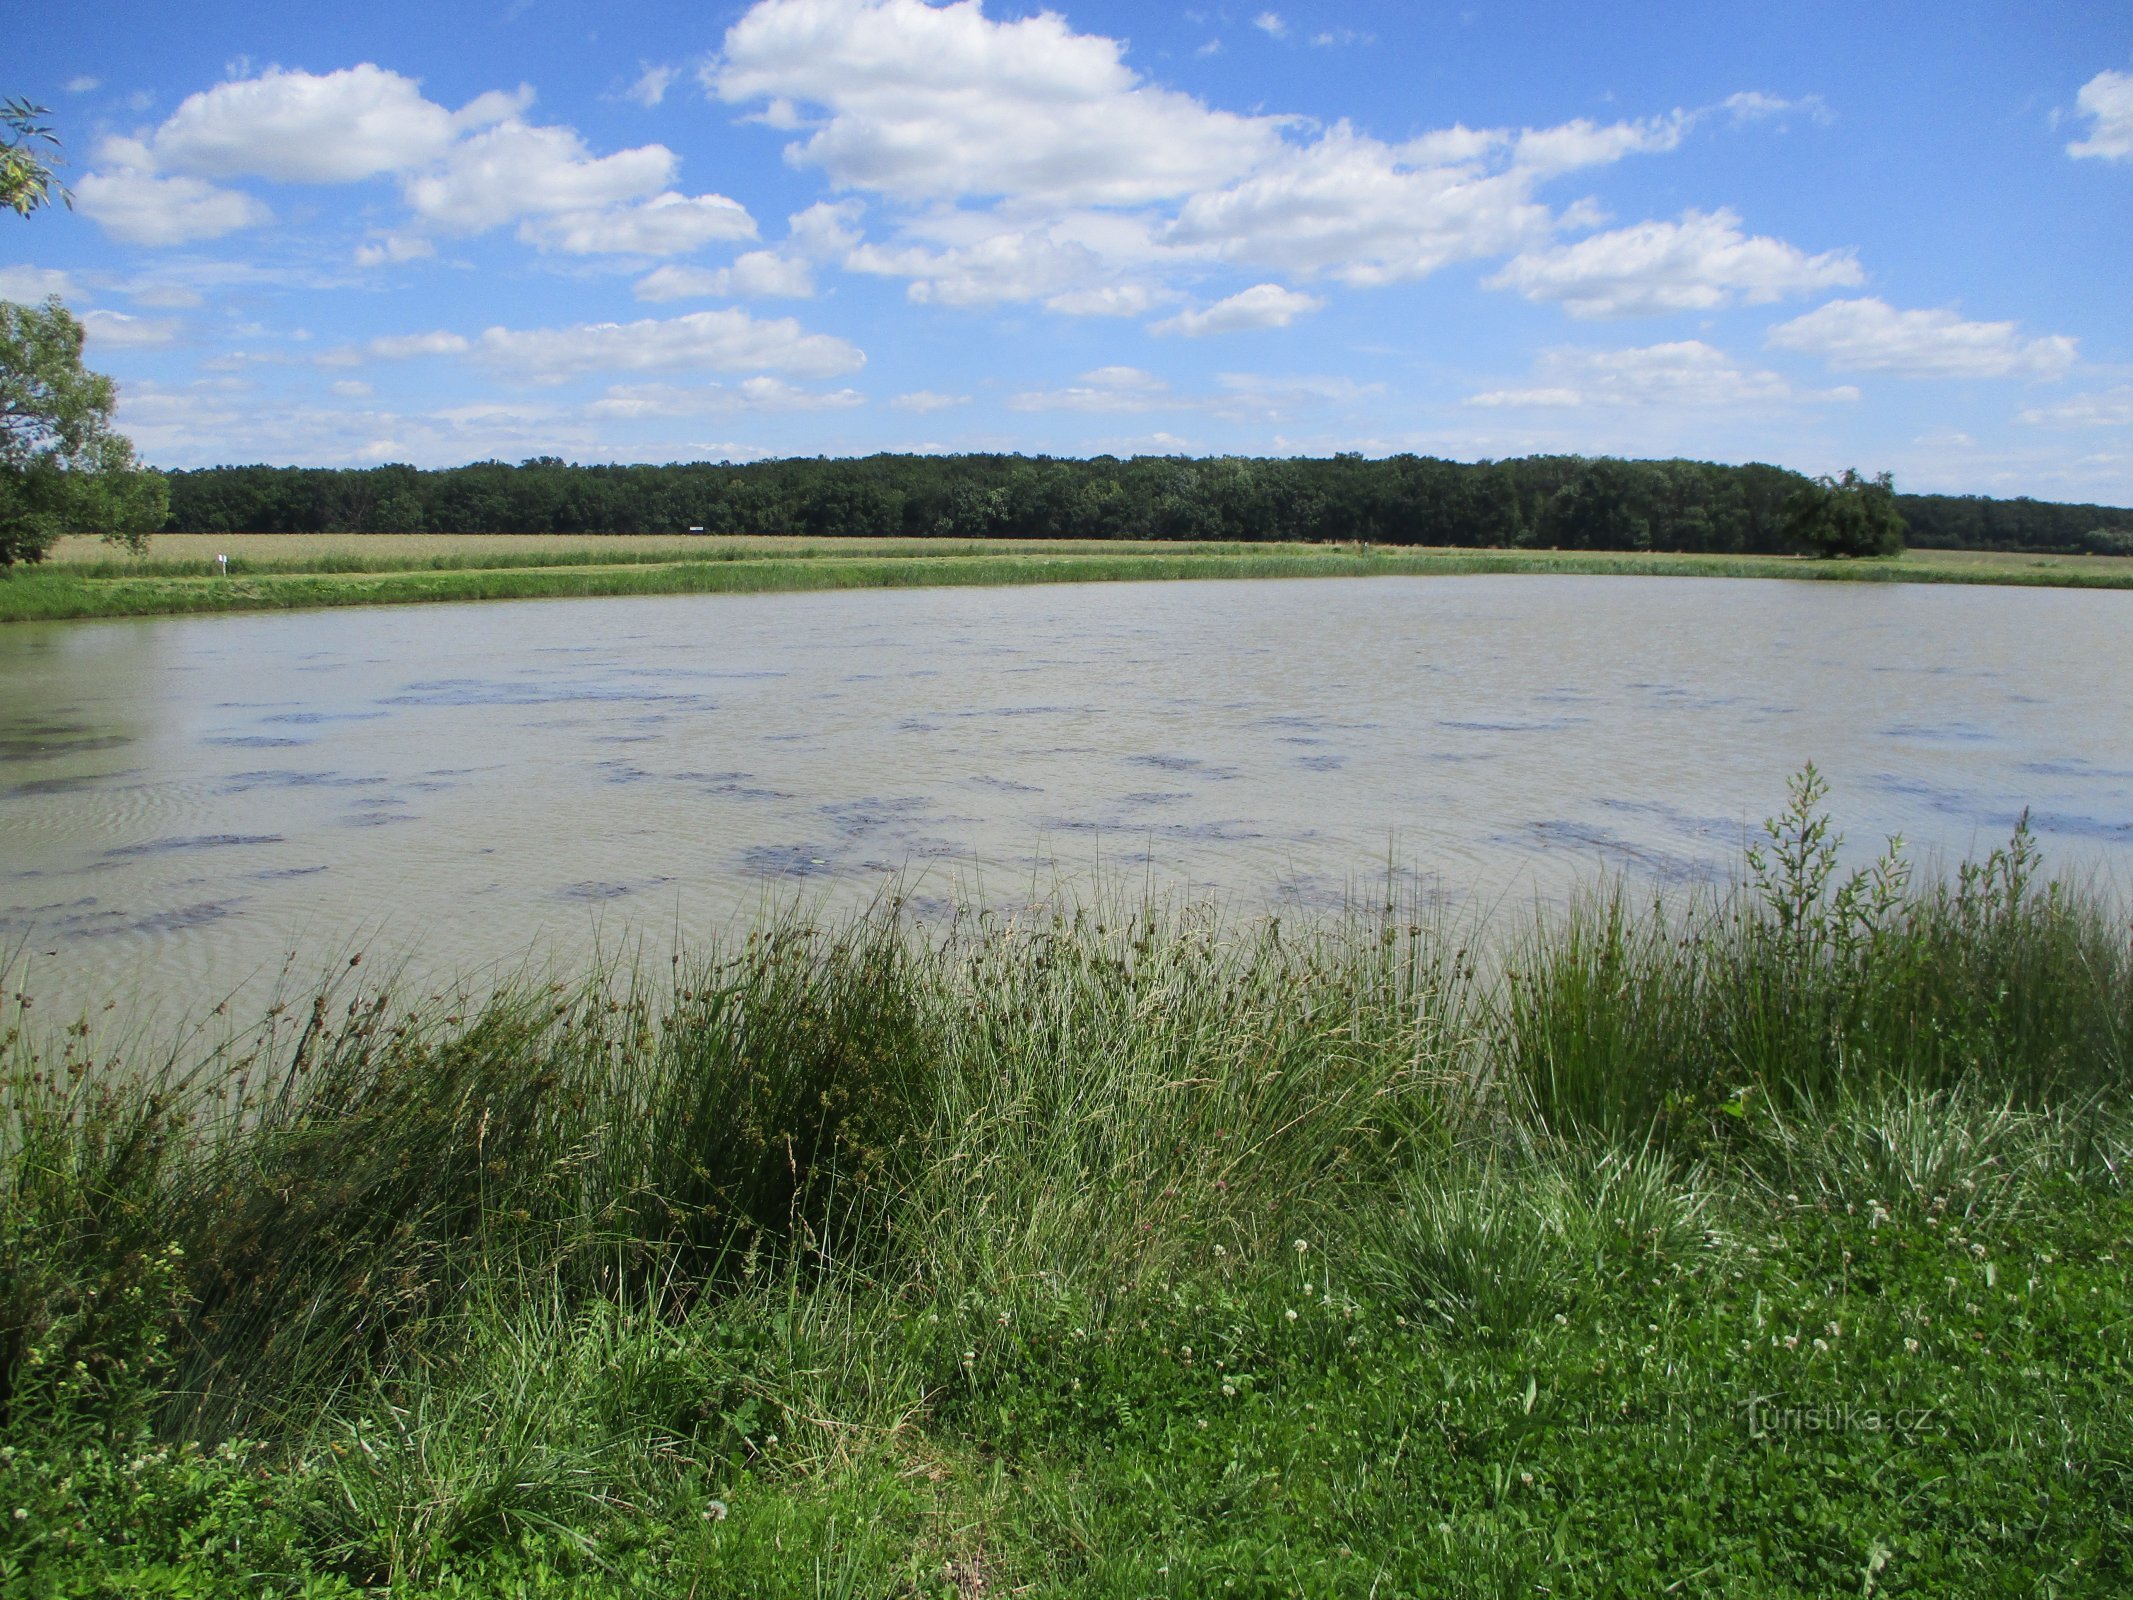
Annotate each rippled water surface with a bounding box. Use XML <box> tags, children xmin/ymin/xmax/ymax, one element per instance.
<box><xmin>3</xmin><ymin>574</ymin><xmax>2130</xmax><ymax>1015</ymax></box>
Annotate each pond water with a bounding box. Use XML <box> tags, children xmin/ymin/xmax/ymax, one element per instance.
<box><xmin>3</xmin><ymin>573</ymin><xmax>2130</xmax><ymax>1019</ymax></box>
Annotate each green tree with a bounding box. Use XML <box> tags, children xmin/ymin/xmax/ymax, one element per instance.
<box><xmin>2</xmin><ymin>99</ymin><xmax>70</xmax><ymax>218</ymax></box>
<box><xmin>1784</xmin><ymin>468</ymin><xmax>1905</xmax><ymax>559</ymax></box>
<box><xmin>1</xmin><ymin>297</ymin><xmax>170</xmax><ymax>566</ymax></box>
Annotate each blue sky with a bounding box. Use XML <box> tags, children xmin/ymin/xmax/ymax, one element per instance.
<box><xmin>7</xmin><ymin>1</ymin><xmax>2129</xmax><ymax>500</ymax></box>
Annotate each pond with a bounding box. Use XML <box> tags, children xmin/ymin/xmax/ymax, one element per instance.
<box><xmin>3</xmin><ymin>573</ymin><xmax>2129</xmax><ymax>1019</ymax></box>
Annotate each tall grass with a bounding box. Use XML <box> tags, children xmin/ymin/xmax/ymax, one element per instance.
<box><xmin>2</xmin><ymin>777</ymin><xmax>2129</xmax><ymax>1587</ymax></box>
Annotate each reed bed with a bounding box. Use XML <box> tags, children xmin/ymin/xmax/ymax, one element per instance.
<box><xmin>3</xmin><ymin>778</ymin><xmax>2130</xmax><ymax>1594</ymax></box>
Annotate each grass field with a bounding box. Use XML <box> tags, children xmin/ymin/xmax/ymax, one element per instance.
<box><xmin>3</xmin><ymin>776</ymin><xmax>2130</xmax><ymax>1595</ymax></box>
<box><xmin>4</xmin><ymin>535</ymin><xmax>2130</xmax><ymax>623</ymax></box>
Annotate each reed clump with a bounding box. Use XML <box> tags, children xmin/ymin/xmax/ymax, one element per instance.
<box><xmin>3</xmin><ymin>777</ymin><xmax>2129</xmax><ymax>1594</ymax></box>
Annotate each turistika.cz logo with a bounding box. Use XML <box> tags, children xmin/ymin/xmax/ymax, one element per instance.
<box><xmin>1745</xmin><ymin>1396</ymin><xmax>1939</xmax><ymax>1439</ymax></box>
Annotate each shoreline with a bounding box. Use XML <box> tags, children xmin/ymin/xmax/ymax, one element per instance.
<box><xmin>7</xmin><ymin>540</ymin><xmax>2133</xmax><ymax>623</ymax></box>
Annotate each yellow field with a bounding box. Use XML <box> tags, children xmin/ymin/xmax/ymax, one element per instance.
<box><xmin>44</xmin><ymin>532</ymin><xmax>1216</xmax><ymax>566</ymax></box>
<box><xmin>50</xmin><ymin>532</ymin><xmax>2124</xmax><ymax>577</ymax></box>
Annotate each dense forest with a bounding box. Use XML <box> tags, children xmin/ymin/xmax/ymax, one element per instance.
<box><xmin>154</xmin><ymin>453</ymin><xmax>2133</xmax><ymax>554</ymax></box>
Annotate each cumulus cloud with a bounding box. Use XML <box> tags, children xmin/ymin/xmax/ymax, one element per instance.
<box><xmin>707</xmin><ymin>0</ymin><xmax>1708</xmax><ymax>310</ymax></box>
<box><xmin>1486</xmin><ymin>208</ymin><xmax>1863</xmax><ymax>317</ymax></box>
<box><xmin>1467</xmin><ymin>341</ymin><xmax>1857</xmax><ymax>410</ymax></box>
<box><xmin>144</xmin><ymin>64</ymin><xmax>468</xmax><ymax>182</ymax></box>
<box><xmin>0</xmin><ymin>266</ymin><xmax>83</xmax><ymax>302</ymax></box>
<box><xmin>1767</xmin><ymin>298</ymin><xmax>2078</xmax><ymax>379</ymax></box>
<box><xmin>473</xmin><ymin>308</ymin><xmax>865</xmax><ymax>384</ymax></box>
<box><xmin>403</xmin><ymin>119</ymin><xmax>678</xmax><ymax>232</ymax></box>
<box><xmin>80</xmin><ymin>309</ymin><xmax>183</xmax><ymax>348</ymax></box>
<box><xmin>78</xmin><ymin>62</ymin><xmax>739</xmax><ymax>258</ymax></box>
<box><xmin>710</xmin><ymin>0</ymin><xmax>1290</xmax><ymax>209</ymax></box>
<box><xmin>330</xmin><ymin>379</ymin><xmax>374</xmax><ymax>398</ymax></box>
<box><xmin>1254</xmin><ymin>12</ymin><xmax>1288</xmax><ymax>38</ymax></box>
<box><xmin>520</xmin><ymin>191</ymin><xmax>758</xmax><ymax>255</ymax></box>
<box><xmin>64</xmin><ymin>75</ymin><xmax>101</xmax><ymax>94</ymax></box>
<box><xmin>75</xmin><ymin>142</ymin><xmax>271</xmax><ymax>245</ymax></box>
<box><xmin>633</xmin><ymin>252</ymin><xmax>815</xmax><ymax>301</ymax></box>
<box><xmin>1151</xmin><ymin>282</ymin><xmax>1322</xmax><ymax>335</ymax></box>
<box><xmin>2067</xmin><ymin>70</ymin><xmax>2133</xmax><ymax>162</ymax></box>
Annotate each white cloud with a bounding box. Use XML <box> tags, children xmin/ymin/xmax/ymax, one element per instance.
<box><xmin>1165</xmin><ymin>118</ymin><xmax>1676</xmax><ymax>287</ymax></box>
<box><xmin>147</xmin><ymin>65</ymin><xmax>463</xmax><ymax>182</ymax></box>
<box><xmin>520</xmin><ymin>191</ymin><xmax>758</xmax><ymax>255</ymax></box>
<box><xmin>472</xmin><ymin>308</ymin><xmax>865</xmax><ymax>383</ymax></box>
<box><xmin>1721</xmin><ymin>91</ymin><xmax>1833</xmax><ymax>127</ymax></box>
<box><xmin>891</xmin><ymin>389</ymin><xmax>968</xmax><ymax>412</ymax></box>
<box><xmin>1009</xmin><ymin>365</ymin><xmax>1170</xmax><ymax>413</ymax></box>
<box><xmin>1044</xmin><ymin>283</ymin><xmax>1166</xmax><ymax>317</ymax></box>
<box><xmin>64</xmin><ymin>75</ymin><xmax>101</xmax><ymax>94</ymax></box>
<box><xmin>1486</xmin><ymin>208</ymin><xmax>1863</xmax><ymax>317</ymax></box>
<box><xmin>2067</xmin><ymin>70</ymin><xmax>2133</xmax><ymax>162</ymax></box>
<box><xmin>80</xmin><ymin>309</ymin><xmax>182</xmax><ymax>348</ymax></box>
<box><xmin>1208</xmin><ymin>371</ymin><xmax>1383</xmax><ymax>420</ymax></box>
<box><xmin>403</xmin><ymin>119</ymin><xmax>677</xmax><ymax>232</ymax></box>
<box><xmin>1254</xmin><ymin>12</ymin><xmax>1288</xmax><ymax>38</ymax></box>
<box><xmin>1151</xmin><ymin>281</ymin><xmax>1322</xmax><ymax>335</ymax></box>
<box><xmin>588</xmin><ymin>377</ymin><xmax>865</xmax><ymax>417</ymax></box>
<box><xmin>1467</xmin><ymin>341</ymin><xmax>1857</xmax><ymax>410</ymax></box>
<box><xmin>126</xmin><ymin>282</ymin><xmax>205</xmax><ymax>309</ymax></box>
<box><xmin>367</xmin><ymin>330</ymin><xmax>471</xmax><ymax>359</ymax></box>
<box><xmin>633</xmin><ymin>251</ymin><xmax>815</xmax><ymax>301</ymax></box>
<box><xmin>330</xmin><ymin>379</ymin><xmax>374</xmax><ymax>398</ymax></box>
<box><xmin>710</xmin><ymin>0</ymin><xmax>1699</xmax><ymax>309</ymax></box>
<box><xmin>1767</xmin><ymin>298</ymin><xmax>2078</xmax><ymax>380</ymax></box>
<box><xmin>712</xmin><ymin>0</ymin><xmax>1290</xmax><ymax>209</ymax></box>
<box><xmin>75</xmin><ymin>142</ymin><xmax>270</xmax><ymax>245</ymax></box>
<box><xmin>354</xmin><ymin>233</ymin><xmax>437</xmax><ymax>267</ymax></box>
<box><xmin>0</xmin><ymin>266</ymin><xmax>83</xmax><ymax>303</ymax></box>
<box><xmin>786</xmin><ymin>199</ymin><xmax>865</xmax><ymax>259</ymax></box>
<box><xmin>2019</xmin><ymin>388</ymin><xmax>2133</xmax><ymax>428</ymax></box>
<box><xmin>627</xmin><ymin>64</ymin><xmax>679</xmax><ymax>109</ymax></box>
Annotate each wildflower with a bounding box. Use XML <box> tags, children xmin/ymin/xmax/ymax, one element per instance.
<box><xmin>1970</xmin><ymin>1243</ymin><xmax>1988</xmax><ymax>1260</ymax></box>
<box><xmin>1812</xmin><ymin>1338</ymin><xmax>1828</xmax><ymax>1353</ymax></box>
<box><xmin>1212</xmin><ymin>1244</ymin><xmax>1226</xmax><ymax>1257</ymax></box>
<box><xmin>1782</xmin><ymin>1334</ymin><xmax>1799</xmax><ymax>1350</ymax></box>
<box><xmin>1904</xmin><ymin>1338</ymin><xmax>1920</xmax><ymax>1354</ymax></box>
<box><xmin>11</xmin><ymin>1510</ymin><xmax>25</xmax><ymax>1522</ymax></box>
<box><xmin>1519</xmin><ymin>1472</ymin><xmax>1534</xmax><ymax>1487</ymax></box>
<box><xmin>1555</xmin><ymin>1313</ymin><xmax>1569</xmax><ymax>1326</ymax></box>
<box><xmin>702</xmin><ymin>1501</ymin><xmax>728</xmax><ymax>1522</ymax></box>
<box><xmin>1285</xmin><ymin>1309</ymin><xmax>1298</xmax><ymax>1322</ymax></box>
<box><xmin>1295</xmin><ymin>1239</ymin><xmax>1310</xmax><ymax>1255</ymax></box>
<box><xmin>1825</xmin><ymin>1321</ymin><xmax>1840</xmax><ymax>1339</ymax></box>
<box><xmin>1222</xmin><ymin>1383</ymin><xmax>1236</xmax><ymax>1397</ymax></box>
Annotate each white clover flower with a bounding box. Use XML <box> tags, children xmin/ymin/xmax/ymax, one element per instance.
<box><xmin>1221</xmin><ymin>1383</ymin><xmax>1236</xmax><ymax>1397</ymax></box>
<box><xmin>1285</xmin><ymin>1308</ymin><xmax>1298</xmax><ymax>1322</ymax></box>
<box><xmin>1904</xmin><ymin>1337</ymin><xmax>1921</xmax><ymax>1353</ymax></box>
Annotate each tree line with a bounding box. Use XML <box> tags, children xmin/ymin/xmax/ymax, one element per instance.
<box><xmin>152</xmin><ymin>453</ymin><xmax>1913</xmax><ymax>552</ymax></box>
<box><xmin>151</xmin><ymin>454</ymin><xmax>2127</xmax><ymax>553</ymax></box>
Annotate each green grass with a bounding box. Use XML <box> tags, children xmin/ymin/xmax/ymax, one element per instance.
<box><xmin>2</xmin><ymin>779</ymin><xmax>2130</xmax><ymax>1595</ymax></box>
<box><xmin>7</xmin><ymin>539</ymin><xmax>2133</xmax><ymax>623</ymax></box>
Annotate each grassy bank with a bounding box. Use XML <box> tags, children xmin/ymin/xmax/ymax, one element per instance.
<box><xmin>6</xmin><ymin>537</ymin><xmax>2133</xmax><ymax>623</ymax></box>
<box><xmin>3</xmin><ymin>777</ymin><xmax>2131</xmax><ymax>1595</ymax></box>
